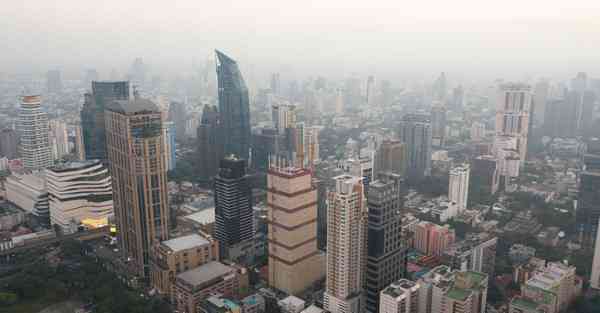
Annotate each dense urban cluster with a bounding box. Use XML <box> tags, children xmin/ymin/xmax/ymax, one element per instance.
<box><xmin>0</xmin><ymin>51</ymin><xmax>599</xmax><ymax>313</ymax></box>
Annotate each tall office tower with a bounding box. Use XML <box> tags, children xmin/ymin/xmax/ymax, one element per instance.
<box><xmin>413</xmin><ymin>221</ymin><xmax>456</xmax><ymax>257</ymax></box>
<box><xmin>46</xmin><ymin>160</ymin><xmax>113</xmax><ymax>234</ymax></box>
<box><xmin>576</xmin><ymin>142</ymin><xmax>600</xmax><ymax>246</ymax></box>
<box><xmin>418</xmin><ymin>266</ymin><xmax>488</xmax><ymax>313</ymax></box>
<box><xmin>0</xmin><ymin>128</ymin><xmax>19</xmax><ymax>159</ymax></box>
<box><xmin>335</xmin><ymin>87</ymin><xmax>345</xmax><ymax>114</ymax></box>
<box><xmin>365</xmin><ymin>173</ymin><xmax>407</xmax><ymax>313</ymax></box>
<box><xmin>379</xmin><ymin>279</ymin><xmax>421</xmax><ymax>313</ymax></box>
<box><xmin>533</xmin><ymin>80</ymin><xmax>549</xmax><ymax>127</ymax></box>
<box><xmin>366</xmin><ymin>75</ymin><xmax>376</xmax><ymax>106</ymax></box>
<box><xmin>432</xmin><ymin>72</ymin><xmax>447</xmax><ymax>102</ymax></box>
<box><xmin>591</xmin><ymin>219</ymin><xmax>600</xmax><ymax>290</ymax></box>
<box><xmin>18</xmin><ymin>95</ymin><xmax>52</xmax><ymax>170</ymax></box>
<box><xmin>430</xmin><ymin>104</ymin><xmax>447</xmax><ymax>147</ymax></box>
<box><xmin>397</xmin><ymin>114</ymin><xmax>432</xmax><ymax>183</ymax></box>
<box><xmin>49</xmin><ymin>119</ymin><xmax>69</xmax><ymax>161</ymax></box>
<box><xmin>214</xmin><ymin>156</ymin><xmax>254</xmax><ymax>262</ymax></box>
<box><xmin>163</xmin><ymin>121</ymin><xmax>176</xmax><ymax>171</ymax></box>
<box><xmin>324</xmin><ymin>175</ymin><xmax>368</xmax><ymax>313</ymax></box>
<box><xmin>73</xmin><ymin>124</ymin><xmax>85</xmax><ymax>161</ymax></box>
<box><xmin>81</xmin><ymin>81</ymin><xmax>130</xmax><ymax>162</ymax></box>
<box><xmin>494</xmin><ymin>83</ymin><xmax>532</xmax><ymax>162</ymax></box>
<box><xmin>380</xmin><ymin>80</ymin><xmax>392</xmax><ymax>108</ymax></box>
<box><xmin>272</xmin><ymin>103</ymin><xmax>296</xmax><ymax>134</ymax></box>
<box><xmin>373</xmin><ymin>140</ymin><xmax>407</xmax><ymax>177</ymax></box>
<box><xmin>270</xmin><ymin>72</ymin><xmax>281</xmax><ymax>95</ymax></box>
<box><xmin>105</xmin><ymin>98</ymin><xmax>169</xmax><ymax>278</ymax></box>
<box><xmin>451</xmin><ymin>85</ymin><xmax>464</xmax><ymax>111</ymax></box>
<box><xmin>344</xmin><ymin>76</ymin><xmax>362</xmax><ymax>111</ymax></box>
<box><xmin>196</xmin><ymin>105</ymin><xmax>224</xmax><ymax>181</ymax></box>
<box><xmin>267</xmin><ymin>162</ymin><xmax>325</xmax><ymax>295</ymax></box>
<box><xmin>130</xmin><ymin>57</ymin><xmax>146</xmax><ymax>87</ymax></box>
<box><xmin>169</xmin><ymin>101</ymin><xmax>187</xmax><ymax>142</ymax></box>
<box><xmin>216</xmin><ymin>50</ymin><xmax>251</xmax><ymax>160</ymax></box>
<box><xmin>448</xmin><ymin>164</ymin><xmax>470</xmax><ymax>213</ymax></box>
<box><xmin>83</xmin><ymin>69</ymin><xmax>99</xmax><ymax>88</ymax></box>
<box><xmin>46</xmin><ymin>70</ymin><xmax>62</xmax><ymax>94</ymax></box>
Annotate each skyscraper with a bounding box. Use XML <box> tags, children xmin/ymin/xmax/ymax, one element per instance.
<box><xmin>365</xmin><ymin>173</ymin><xmax>407</xmax><ymax>313</ymax></box>
<box><xmin>49</xmin><ymin>119</ymin><xmax>69</xmax><ymax>161</ymax></box>
<box><xmin>576</xmin><ymin>141</ymin><xmax>600</xmax><ymax>246</ymax></box>
<box><xmin>216</xmin><ymin>50</ymin><xmax>251</xmax><ymax>160</ymax></box>
<box><xmin>81</xmin><ymin>81</ymin><xmax>130</xmax><ymax>162</ymax></box>
<box><xmin>267</xmin><ymin>162</ymin><xmax>325</xmax><ymax>295</ymax></box>
<box><xmin>433</xmin><ymin>72</ymin><xmax>447</xmax><ymax>102</ymax></box>
<box><xmin>397</xmin><ymin>114</ymin><xmax>432</xmax><ymax>183</ymax></box>
<box><xmin>494</xmin><ymin>83</ymin><xmax>532</xmax><ymax>162</ymax></box>
<box><xmin>73</xmin><ymin>124</ymin><xmax>85</xmax><ymax>161</ymax></box>
<box><xmin>430</xmin><ymin>104</ymin><xmax>447</xmax><ymax>147</ymax></box>
<box><xmin>272</xmin><ymin>103</ymin><xmax>296</xmax><ymax>135</ymax></box>
<box><xmin>448</xmin><ymin>164</ymin><xmax>470</xmax><ymax>213</ymax></box>
<box><xmin>105</xmin><ymin>97</ymin><xmax>169</xmax><ymax>278</ymax></box>
<box><xmin>169</xmin><ymin>101</ymin><xmax>187</xmax><ymax>142</ymax></box>
<box><xmin>46</xmin><ymin>70</ymin><xmax>62</xmax><ymax>94</ymax></box>
<box><xmin>451</xmin><ymin>85</ymin><xmax>464</xmax><ymax>111</ymax></box>
<box><xmin>591</xmin><ymin>218</ymin><xmax>600</xmax><ymax>290</ymax></box>
<box><xmin>18</xmin><ymin>95</ymin><xmax>52</xmax><ymax>170</ymax></box>
<box><xmin>533</xmin><ymin>80</ymin><xmax>549</xmax><ymax>127</ymax></box>
<box><xmin>366</xmin><ymin>75</ymin><xmax>376</xmax><ymax>106</ymax></box>
<box><xmin>0</xmin><ymin>128</ymin><xmax>19</xmax><ymax>159</ymax></box>
<box><xmin>214</xmin><ymin>156</ymin><xmax>254</xmax><ymax>262</ymax></box>
<box><xmin>196</xmin><ymin>105</ymin><xmax>224</xmax><ymax>181</ymax></box>
<box><xmin>324</xmin><ymin>175</ymin><xmax>367</xmax><ymax>313</ymax></box>
<box><xmin>373</xmin><ymin>140</ymin><xmax>407</xmax><ymax>177</ymax></box>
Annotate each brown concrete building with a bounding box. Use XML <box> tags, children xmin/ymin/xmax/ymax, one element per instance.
<box><xmin>151</xmin><ymin>233</ymin><xmax>219</xmax><ymax>300</ymax></box>
<box><xmin>267</xmin><ymin>163</ymin><xmax>325</xmax><ymax>295</ymax></box>
<box><xmin>173</xmin><ymin>261</ymin><xmax>248</xmax><ymax>313</ymax></box>
<box><xmin>105</xmin><ymin>98</ymin><xmax>170</xmax><ymax>279</ymax></box>
<box><xmin>373</xmin><ymin>140</ymin><xmax>407</xmax><ymax>177</ymax></box>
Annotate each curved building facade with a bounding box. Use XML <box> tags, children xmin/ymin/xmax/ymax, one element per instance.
<box><xmin>46</xmin><ymin>160</ymin><xmax>113</xmax><ymax>233</ymax></box>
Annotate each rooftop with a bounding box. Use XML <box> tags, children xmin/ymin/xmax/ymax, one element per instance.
<box><xmin>446</xmin><ymin>286</ymin><xmax>471</xmax><ymax>301</ymax></box>
<box><xmin>106</xmin><ymin>98</ymin><xmax>159</xmax><ymax>114</ymax></box>
<box><xmin>510</xmin><ymin>297</ymin><xmax>541</xmax><ymax>311</ymax></box>
<box><xmin>177</xmin><ymin>261</ymin><xmax>234</xmax><ymax>287</ymax></box>
<box><xmin>162</xmin><ymin>233</ymin><xmax>210</xmax><ymax>252</ymax></box>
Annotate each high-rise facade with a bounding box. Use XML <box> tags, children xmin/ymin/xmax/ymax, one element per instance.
<box><xmin>576</xmin><ymin>141</ymin><xmax>600</xmax><ymax>246</ymax></box>
<box><xmin>413</xmin><ymin>221</ymin><xmax>456</xmax><ymax>257</ymax></box>
<box><xmin>448</xmin><ymin>164</ymin><xmax>470</xmax><ymax>213</ymax></box>
<box><xmin>216</xmin><ymin>50</ymin><xmax>251</xmax><ymax>160</ymax></box>
<box><xmin>267</xmin><ymin>163</ymin><xmax>325</xmax><ymax>295</ymax></box>
<box><xmin>272</xmin><ymin>103</ymin><xmax>296</xmax><ymax>135</ymax></box>
<box><xmin>169</xmin><ymin>101</ymin><xmax>187</xmax><ymax>142</ymax></box>
<box><xmin>324</xmin><ymin>175</ymin><xmax>368</xmax><ymax>313</ymax></box>
<box><xmin>46</xmin><ymin>70</ymin><xmax>62</xmax><ymax>94</ymax></box>
<box><xmin>105</xmin><ymin>98</ymin><xmax>169</xmax><ymax>278</ymax></box>
<box><xmin>430</xmin><ymin>104</ymin><xmax>447</xmax><ymax>147</ymax></box>
<box><xmin>81</xmin><ymin>81</ymin><xmax>130</xmax><ymax>162</ymax></box>
<box><xmin>397</xmin><ymin>114</ymin><xmax>432</xmax><ymax>183</ymax></box>
<box><xmin>373</xmin><ymin>140</ymin><xmax>407</xmax><ymax>177</ymax></box>
<box><xmin>365</xmin><ymin>173</ymin><xmax>407</xmax><ymax>313</ymax></box>
<box><xmin>49</xmin><ymin>119</ymin><xmax>69</xmax><ymax>161</ymax></box>
<box><xmin>0</xmin><ymin>128</ymin><xmax>19</xmax><ymax>159</ymax></box>
<box><xmin>366</xmin><ymin>75</ymin><xmax>376</xmax><ymax>106</ymax></box>
<box><xmin>214</xmin><ymin>156</ymin><xmax>254</xmax><ymax>262</ymax></box>
<box><xmin>18</xmin><ymin>95</ymin><xmax>52</xmax><ymax>170</ymax></box>
<box><xmin>196</xmin><ymin>105</ymin><xmax>224</xmax><ymax>181</ymax></box>
<box><xmin>494</xmin><ymin>83</ymin><xmax>532</xmax><ymax>162</ymax></box>
<box><xmin>591</xmin><ymin>218</ymin><xmax>600</xmax><ymax>290</ymax></box>
<box><xmin>73</xmin><ymin>124</ymin><xmax>85</xmax><ymax>161</ymax></box>
<box><xmin>379</xmin><ymin>279</ymin><xmax>421</xmax><ymax>313</ymax></box>
<box><xmin>533</xmin><ymin>80</ymin><xmax>549</xmax><ymax>127</ymax></box>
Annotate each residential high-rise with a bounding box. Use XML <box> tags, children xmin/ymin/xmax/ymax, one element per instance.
<box><xmin>451</xmin><ymin>86</ymin><xmax>464</xmax><ymax>111</ymax></box>
<box><xmin>365</xmin><ymin>173</ymin><xmax>408</xmax><ymax>313</ymax></box>
<box><xmin>18</xmin><ymin>95</ymin><xmax>52</xmax><ymax>170</ymax></box>
<box><xmin>0</xmin><ymin>128</ymin><xmax>19</xmax><ymax>159</ymax></box>
<box><xmin>413</xmin><ymin>221</ymin><xmax>456</xmax><ymax>257</ymax></box>
<box><xmin>214</xmin><ymin>156</ymin><xmax>254</xmax><ymax>262</ymax></box>
<box><xmin>432</xmin><ymin>72</ymin><xmax>447</xmax><ymax>102</ymax></box>
<box><xmin>216</xmin><ymin>50</ymin><xmax>251</xmax><ymax>159</ymax></box>
<box><xmin>81</xmin><ymin>81</ymin><xmax>129</xmax><ymax>162</ymax></box>
<box><xmin>379</xmin><ymin>279</ymin><xmax>421</xmax><ymax>313</ymax></box>
<box><xmin>196</xmin><ymin>105</ymin><xmax>224</xmax><ymax>181</ymax></box>
<box><xmin>324</xmin><ymin>175</ymin><xmax>368</xmax><ymax>313</ymax></box>
<box><xmin>105</xmin><ymin>97</ymin><xmax>169</xmax><ymax>278</ymax></box>
<box><xmin>576</xmin><ymin>141</ymin><xmax>600</xmax><ymax>246</ymax></box>
<box><xmin>163</xmin><ymin>121</ymin><xmax>176</xmax><ymax>171</ymax></box>
<box><xmin>373</xmin><ymin>140</ymin><xmax>407</xmax><ymax>177</ymax></box>
<box><xmin>49</xmin><ymin>119</ymin><xmax>69</xmax><ymax>161</ymax></box>
<box><xmin>397</xmin><ymin>114</ymin><xmax>432</xmax><ymax>183</ymax></box>
<box><xmin>73</xmin><ymin>124</ymin><xmax>85</xmax><ymax>161</ymax></box>
<box><xmin>169</xmin><ymin>101</ymin><xmax>187</xmax><ymax>142</ymax></box>
<box><xmin>533</xmin><ymin>80</ymin><xmax>549</xmax><ymax>127</ymax></box>
<box><xmin>494</xmin><ymin>83</ymin><xmax>532</xmax><ymax>162</ymax></box>
<box><xmin>523</xmin><ymin>262</ymin><xmax>576</xmax><ymax>313</ymax></box>
<box><xmin>267</xmin><ymin>162</ymin><xmax>325</xmax><ymax>295</ymax></box>
<box><xmin>344</xmin><ymin>76</ymin><xmax>362</xmax><ymax>111</ymax></box>
<box><xmin>45</xmin><ymin>160</ymin><xmax>113</xmax><ymax>233</ymax></box>
<box><xmin>366</xmin><ymin>75</ymin><xmax>376</xmax><ymax>106</ymax></box>
<box><xmin>430</xmin><ymin>104</ymin><xmax>447</xmax><ymax>147</ymax></box>
<box><xmin>590</xmin><ymin>218</ymin><xmax>600</xmax><ymax>290</ymax></box>
<box><xmin>46</xmin><ymin>70</ymin><xmax>62</xmax><ymax>93</ymax></box>
<box><xmin>448</xmin><ymin>164</ymin><xmax>470</xmax><ymax>213</ymax></box>
<box><xmin>418</xmin><ymin>266</ymin><xmax>488</xmax><ymax>313</ymax></box>
<box><xmin>272</xmin><ymin>103</ymin><xmax>296</xmax><ymax>135</ymax></box>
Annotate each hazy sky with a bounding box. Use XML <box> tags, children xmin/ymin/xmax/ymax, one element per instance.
<box><xmin>2</xmin><ymin>0</ymin><xmax>600</xmax><ymax>81</ymax></box>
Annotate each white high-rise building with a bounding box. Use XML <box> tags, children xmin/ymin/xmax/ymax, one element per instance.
<box><xmin>324</xmin><ymin>175</ymin><xmax>368</xmax><ymax>313</ymax></box>
<box><xmin>448</xmin><ymin>164</ymin><xmax>470</xmax><ymax>213</ymax></box>
<box><xmin>49</xmin><ymin>119</ymin><xmax>69</xmax><ymax>161</ymax></box>
<box><xmin>18</xmin><ymin>95</ymin><xmax>52</xmax><ymax>170</ymax></box>
<box><xmin>494</xmin><ymin>83</ymin><xmax>533</xmax><ymax>162</ymax></box>
<box><xmin>45</xmin><ymin>160</ymin><xmax>113</xmax><ymax>233</ymax></box>
<box><xmin>591</xmin><ymin>218</ymin><xmax>600</xmax><ymax>290</ymax></box>
<box><xmin>379</xmin><ymin>279</ymin><xmax>421</xmax><ymax>313</ymax></box>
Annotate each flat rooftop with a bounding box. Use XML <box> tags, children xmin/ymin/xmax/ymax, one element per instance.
<box><xmin>162</xmin><ymin>233</ymin><xmax>210</xmax><ymax>252</ymax></box>
<box><xmin>177</xmin><ymin>261</ymin><xmax>234</xmax><ymax>287</ymax></box>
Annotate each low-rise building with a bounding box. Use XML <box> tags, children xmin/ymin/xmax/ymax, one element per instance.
<box><xmin>0</xmin><ymin>201</ymin><xmax>25</xmax><ymax>231</ymax></box>
<box><xmin>173</xmin><ymin>261</ymin><xmax>248</xmax><ymax>313</ymax></box>
<box><xmin>5</xmin><ymin>172</ymin><xmax>49</xmax><ymax>225</ymax></box>
<box><xmin>379</xmin><ymin>279</ymin><xmax>421</xmax><ymax>313</ymax></box>
<box><xmin>442</xmin><ymin>232</ymin><xmax>497</xmax><ymax>278</ymax></box>
<box><xmin>151</xmin><ymin>233</ymin><xmax>219</xmax><ymax>300</ymax></box>
<box><xmin>278</xmin><ymin>296</ymin><xmax>306</xmax><ymax>313</ymax></box>
<box><xmin>508</xmin><ymin>244</ymin><xmax>536</xmax><ymax>264</ymax></box>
